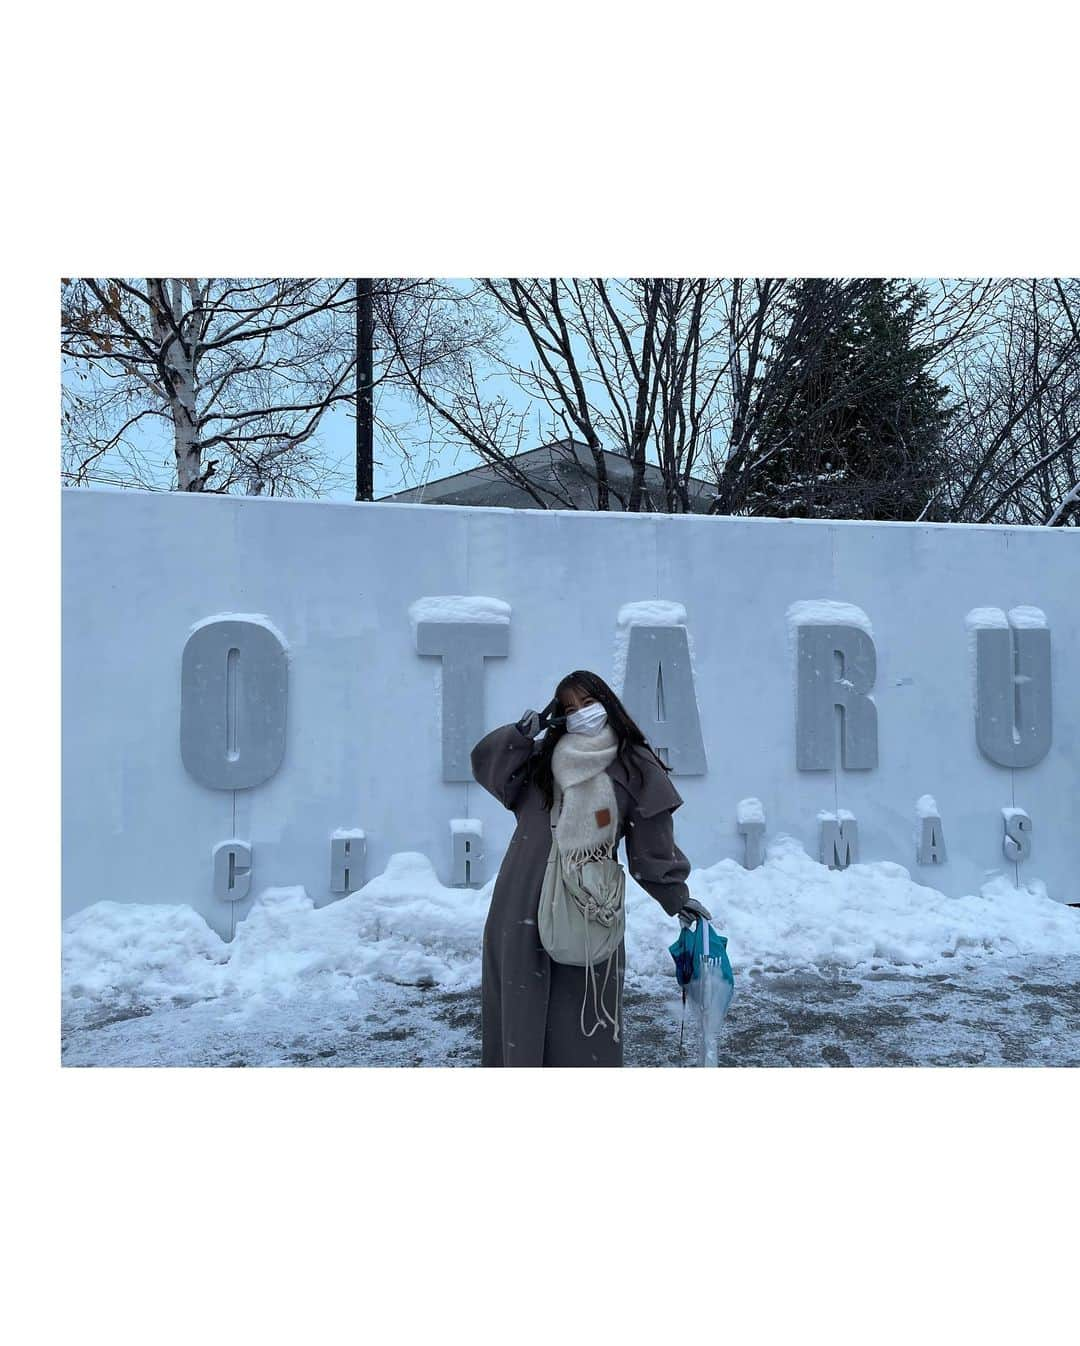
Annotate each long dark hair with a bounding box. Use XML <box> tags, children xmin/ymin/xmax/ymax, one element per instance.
<box><xmin>525</xmin><ymin>669</ymin><xmax>673</xmax><ymax>811</ymax></box>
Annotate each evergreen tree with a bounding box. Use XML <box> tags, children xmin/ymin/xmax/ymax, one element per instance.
<box><xmin>747</xmin><ymin>279</ymin><xmax>954</xmax><ymax>520</ymax></box>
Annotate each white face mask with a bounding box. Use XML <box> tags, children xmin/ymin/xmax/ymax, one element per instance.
<box><xmin>565</xmin><ymin>702</ymin><xmax>608</xmax><ymax>735</ymax></box>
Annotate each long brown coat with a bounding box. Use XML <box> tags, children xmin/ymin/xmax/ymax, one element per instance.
<box><xmin>470</xmin><ymin>721</ymin><xmax>692</xmax><ymax>1067</ymax></box>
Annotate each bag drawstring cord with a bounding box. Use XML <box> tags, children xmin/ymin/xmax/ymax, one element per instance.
<box><xmin>579</xmin><ymin>907</ymin><xmax>621</xmax><ymax>1043</ymax></box>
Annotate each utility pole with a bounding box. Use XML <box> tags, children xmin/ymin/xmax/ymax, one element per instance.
<box><xmin>355</xmin><ymin>278</ymin><xmax>374</xmax><ymax>501</ymax></box>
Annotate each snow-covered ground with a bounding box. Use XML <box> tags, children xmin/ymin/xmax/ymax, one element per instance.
<box><xmin>60</xmin><ymin>956</ymin><xmax>1080</xmax><ymax>1067</ymax></box>
<box><xmin>61</xmin><ymin>835</ymin><xmax>1080</xmax><ymax>1066</ymax></box>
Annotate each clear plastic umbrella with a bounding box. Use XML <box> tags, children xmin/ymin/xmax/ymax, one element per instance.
<box><xmin>669</xmin><ymin>917</ymin><xmax>735</xmax><ymax>1066</ymax></box>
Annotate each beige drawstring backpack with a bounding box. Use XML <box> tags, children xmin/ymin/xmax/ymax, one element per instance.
<box><xmin>538</xmin><ymin>779</ymin><xmax>627</xmax><ymax>1040</ymax></box>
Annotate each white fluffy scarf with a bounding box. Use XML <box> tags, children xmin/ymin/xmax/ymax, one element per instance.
<box><xmin>550</xmin><ymin>722</ymin><xmax>620</xmax><ymax>864</ymax></box>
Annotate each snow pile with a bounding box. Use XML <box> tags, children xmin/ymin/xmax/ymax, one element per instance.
<box><xmin>63</xmin><ymin>836</ymin><xmax>1080</xmax><ymax>1019</ymax></box>
<box><xmin>624</xmin><ymin>834</ymin><xmax>1080</xmax><ymax>983</ymax></box>
<box><xmin>209</xmin><ymin>858</ymin><xmax>489</xmax><ymax>1019</ymax></box>
<box><xmin>63</xmin><ymin>853</ymin><xmax>492</xmax><ymax>1023</ymax></box>
<box><xmin>62</xmin><ymin>900</ymin><xmax>227</xmax><ymax>1007</ymax></box>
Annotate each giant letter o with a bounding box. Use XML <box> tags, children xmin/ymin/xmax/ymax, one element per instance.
<box><xmin>180</xmin><ymin>618</ymin><xmax>288</xmax><ymax>789</ymax></box>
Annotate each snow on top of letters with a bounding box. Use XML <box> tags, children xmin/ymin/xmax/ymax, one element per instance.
<box><xmin>187</xmin><ymin>611</ymin><xmax>290</xmax><ymax>648</ymax></box>
<box><xmin>965</xmin><ymin>604</ymin><xmax>1046</xmax><ymax>632</ymax></box>
<box><xmin>915</xmin><ymin>795</ymin><xmax>939</xmax><ymax>819</ymax></box>
<box><xmin>785</xmin><ymin>600</ymin><xmax>873</xmax><ymax>636</ymax></box>
<box><xmin>964</xmin><ymin>606</ymin><xmax>1009</xmax><ymax>630</ymax></box>
<box><xmin>616</xmin><ymin>600</ymin><xmax>689</xmax><ymax>627</ymax></box>
<box><xmin>1007</xmin><ymin>606</ymin><xmax>1047</xmax><ymax>629</ymax></box>
<box><xmin>407</xmin><ymin>595</ymin><xmax>511</xmax><ymax>635</ymax></box>
<box><xmin>737</xmin><ymin>797</ymin><xmax>765</xmax><ymax>826</ymax></box>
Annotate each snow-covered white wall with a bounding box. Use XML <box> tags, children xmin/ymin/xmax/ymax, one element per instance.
<box><xmin>62</xmin><ymin>489</ymin><xmax>1080</xmax><ymax>940</ymax></box>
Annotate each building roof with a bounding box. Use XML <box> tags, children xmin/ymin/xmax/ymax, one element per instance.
<box><xmin>377</xmin><ymin>438</ymin><xmax>718</xmax><ymax>512</ymax></box>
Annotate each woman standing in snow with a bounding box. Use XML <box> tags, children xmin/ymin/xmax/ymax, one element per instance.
<box><xmin>470</xmin><ymin>669</ymin><xmax>710</xmax><ymax>1067</ymax></box>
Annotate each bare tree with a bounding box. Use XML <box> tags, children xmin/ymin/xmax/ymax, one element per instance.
<box><xmin>387</xmin><ymin>278</ymin><xmax>741</xmax><ymax>511</ymax></box>
<box><xmin>62</xmin><ymin>278</ymin><xmax>358</xmax><ymax>494</ymax></box>
<box><xmin>932</xmin><ymin>279</ymin><xmax>1080</xmax><ymax>526</ymax></box>
<box><xmin>372</xmin><ymin>279</ymin><xmax>527</xmax><ymax>499</ymax></box>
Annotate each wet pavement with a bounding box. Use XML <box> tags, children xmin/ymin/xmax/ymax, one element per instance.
<box><xmin>61</xmin><ymin>953</ymin><xmax>1080</xmax><ymax>1067</ymax></box>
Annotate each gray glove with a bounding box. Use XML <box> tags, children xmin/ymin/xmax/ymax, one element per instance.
<box><xmin>515</xmin><ymin>708</ymin><xmax>544</xmax><ymax>738</ymax></box>
<box><xmin>677</xmin><ymin>896</ymin><xmax>712</xmax><ymax>929</ymax></box>
<box><xmin>516</xmin><ymin>697</ymin><xmax>563</xmax><ymax>740</ymax></box>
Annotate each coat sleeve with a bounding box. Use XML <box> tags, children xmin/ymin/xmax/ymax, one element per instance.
<box><xmin>470</xmin><ymin>721</ymin><xmax>539</xmax><ymax>813</ymax></box>
<box><xmin>622</xmin><ymin>755</ymin><xmax>691</xmax><ymax>918</ymax></box>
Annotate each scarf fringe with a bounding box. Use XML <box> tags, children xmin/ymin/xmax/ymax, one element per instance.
<box><xmin>561</xmin><ymin>842</ymin><xmax>617</xmax><ymax>865</ymax></box>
